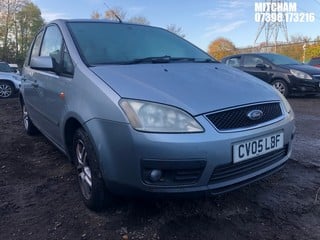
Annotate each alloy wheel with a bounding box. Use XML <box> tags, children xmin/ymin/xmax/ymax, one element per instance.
<box><xmin>75</xmin><ymin>139</ymin><xmax>92</xmax><ymax>200</ymax></box>
<box><xmin>23</xmin><ymin>105</ymin><xmax>29</xmax><ymax>130</ymax></box>
<box><xmin>273</xmin><ymin>81</ymin><xmax>288</xmax><ymax>96</ymax></box>
<box><xmin>0</xmin><ymin>83</ymin><xmax>12</xmax><ymax>98</ymax></box>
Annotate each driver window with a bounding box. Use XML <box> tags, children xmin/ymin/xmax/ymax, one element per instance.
<box><xmin>40</xmin><ymin>25</ymin><xmax>63</xmax><ymax>68</ymax></box>
<box><xmin>243</xmin><ymin>56</ymin><xmax>264</xmax><ymax>67</ymax></box>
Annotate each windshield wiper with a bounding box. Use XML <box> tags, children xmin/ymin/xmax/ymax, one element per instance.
<box><xmin>130</xmin><ymin>56</ymin><xmax>172</xmax><ymax>64</ymax></box>
<box><xmin>195</xmin><ymin>58</ymin><xmax>219</xmax><ymax>63</ymax></box>
<box><xmin>171</xmin><ymin>57</ymin><xmax>219</xmax><ymax>63</ymax></box>
<box><xmin>105</xmin><ymin>56</ymin><xmax>220</xmax><ymax>65</ymax></box>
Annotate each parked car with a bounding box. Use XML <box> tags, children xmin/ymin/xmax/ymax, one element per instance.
<box><xmin>308</xmin><ymin>57</ymin><xmax>320</xmax><ymax>68</ymax></box>
<box><xmin>221</xmin><ymin>53</ymin><xmax>320</xmax><ymax>97</ymax></box>
<box><xmin>20</xmin><ymin>19</ymin><xmax>295</xmax><ymax>210</ymax></box>
<box><xmin>9</xmin><ymin>63</ymin><xmax>21</xmax><ymax>75</ymax></box>
<box><xmin>0</xmin><ymin>61</ymin><xmax>21</xmax><ymax>98</ymax></box>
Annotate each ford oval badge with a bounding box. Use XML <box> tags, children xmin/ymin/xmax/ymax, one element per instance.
<box><xmin>247</xmin><ymin>110</ymin><xmax>264</xmax><ymax>120</ymax></box>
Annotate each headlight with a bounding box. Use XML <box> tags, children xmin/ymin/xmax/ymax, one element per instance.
<box><xmin>119</xmin><ymin>99</ymin><xmax>204</xmax><ymax>133</ymax></box>
<box><xmin>290</xmin><ymin>69</ymin><xmax>312</xmax><ymax>80</ymax></box>
<box><xmin>275</xmin><ymin>90</ymin><xmax>293</xmax><ymax>114</ymax></box>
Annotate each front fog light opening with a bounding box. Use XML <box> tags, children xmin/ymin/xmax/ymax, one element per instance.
<box><xmin>149</xmin><ymin>169</ymin><xmax>163</xmax><ymax>182</ymax></box>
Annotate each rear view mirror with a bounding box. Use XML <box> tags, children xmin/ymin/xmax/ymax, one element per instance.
<box><xmin>30</xmin><ymin>56</ymin><xmax>53</xmax><ymax>71</ymax></box>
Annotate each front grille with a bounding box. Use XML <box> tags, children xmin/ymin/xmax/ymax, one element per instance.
<box><xmin>313</xmin><ymin>75</ymin><xmax>320</xmax><ymax>81</ymax></box>
<box><xmin>172</xmin><ymin>168</ymin><xmax>204</xmax><ymax>183</ymax></box>
<box><xmin>209</xmin><ymin>145</ymin><xmax>288</xmax><ymax>184</ymax></box>
<box><xmin>206</xmin><ymin>102</ymin><xmax>283</xmax><ymax>131</ymax></box>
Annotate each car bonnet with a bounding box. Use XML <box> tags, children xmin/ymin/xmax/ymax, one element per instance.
<box><xmin>90</xmin><ymin>63</ymin><xmax>280</xmax><ymax>115</ymax></box>
<box><xmin>282</xmin><ymin>64</ymin><xmax>320</xmax><ymax>75</ymax></box>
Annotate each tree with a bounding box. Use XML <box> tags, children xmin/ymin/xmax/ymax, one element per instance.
<box><xmin>16</xmin><ymin>3</ymin><xmax>43</xmax><ymax>63</ymax></box>
<box><xmin>208</xmin><ymin>38</ymin><xmax>237</xmax><ymax>60</ymax></box>
<box><xmin>91</xmin><ymin>11</ymin><xmax>101</xmax><ymax>19</ymax></box>
<box><xmin>91</xmin><ymin>7</ymin><xmax>150</xmax><ymax>25</ymax></box>
<box><xmin>0</xmin><ymin>0</ymin><xmax>43</xmax><ymax>64</ymax></box>
<box><xmin>305</xmin><ymin>43</ymin><xmax>320</xmax><ymax>61</ymax></box>
<box><xmin>166</xmin><ymin>24</ymin><xmax>185</xmax><ymax>38</ymax></box>
<box><xmin>0</xmin><ymin>0</ymin><xmax>24</xmax><ymax>61</ymax></box>
<box><xmin>128</xmin><ymin>16</ymin><xmax>150</xmax><ymax>25</ymax></box>
<box><xmin>104</xmin><ymin>7</ymin><xmax>127</xmax><ymax>22</ymax></box>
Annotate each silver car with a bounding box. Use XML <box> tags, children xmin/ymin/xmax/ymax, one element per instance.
<box><xmin>0</xmin><ymin>61</ymin><xmax>21</xmax><ymax>98</ymax></box>
<box><xmin>20</xmin><ymin>19</ymin><xmax>295</xmax><ymax>210</ymax></box>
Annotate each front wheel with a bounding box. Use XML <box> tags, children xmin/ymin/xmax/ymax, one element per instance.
<box><xmin>72</xmin><ymin>128</ymin><xmax>112</xmax><ymax>211</ymax></box>
<box><xmin>272</xmin><ymin>79</ymin><xmax>289</xmax><ymax>97</ymax></box>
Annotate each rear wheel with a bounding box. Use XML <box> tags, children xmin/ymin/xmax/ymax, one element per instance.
<box><xmin>0</xmin><ymin>81</ymin><xmax>14</xmax><ymax>98</ymax></box>
<box><xmin>72</xmin><ymin>128</ymin><xmax>112</xmax><ymax>211</ymax></box>
<box><xmin>22</xmin><ymin>102</ymin><xmax>38</xmax><ymax>135</ymax></box>
<box><xmin>272</xmin><ymin>79</ymin><xmax>289</xmax><ymax>97</ymax></box>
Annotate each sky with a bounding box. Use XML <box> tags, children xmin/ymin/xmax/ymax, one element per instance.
<box><xmin>32</xmin><ymin>0</ymin><xmax>320</xmax><ymax>51</ymax></box>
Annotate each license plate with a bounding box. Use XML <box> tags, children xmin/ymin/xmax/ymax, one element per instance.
<box><xmin>233</xmin><ymin>132</ymin><xmax>284</xmax><ymax>163</ymax></box>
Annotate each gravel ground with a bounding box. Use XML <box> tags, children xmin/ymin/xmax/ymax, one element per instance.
<box><xmin>0</xmin><ymin>95</ymin><xmax>319</xmax><ymax>240</ymax></box>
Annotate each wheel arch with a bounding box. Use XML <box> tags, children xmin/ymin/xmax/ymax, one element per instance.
<box><xmin>19</xmin><ymin>93</ymin><xmax>24</xmax><ymax>106</ymax></box>
<box><xmin>64</xmin><ymin>117</ymin><xmax>83</xmax><ymax>161</ymax></box>
<box><xmin>271</xmin><ymin>78</ymin><xmax>290</xmax><ymax>97</ymax></box>
<box><xmin>271</xmin><ymin>77</ymin><xmax>290</xmax><ymax>85</ymax></box>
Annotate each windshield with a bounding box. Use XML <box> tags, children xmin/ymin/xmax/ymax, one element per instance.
<box><xmin>261</xmin><ymin>53</ymin><xmax>301</xmax><ymax>65</ymax></box>
<box><xmin>0</xmin><ymin>62</ymin><xmax>13</xmax><ymax>72</ymax></box>
<box><xmin>67</xmin><ymin>22</ymin><xmax>213</xmax><ymax>65</ymax></box>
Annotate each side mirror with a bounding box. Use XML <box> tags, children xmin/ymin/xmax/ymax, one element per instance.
<box><xmin>30</xmin><ymin>56</ymin><xmax>54</xmax><ymax>71</ymax></box>
<box><xmin>256</xmin><ymin>63</ymin><xmax>267</xmax><ymax>69</ymax></box>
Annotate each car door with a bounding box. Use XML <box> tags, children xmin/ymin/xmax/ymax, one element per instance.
<box><xmin>24</xmin><ymin>24</ymin><xmax>74</xmax><ymax>147</ymax></box>
<box><xmin>240</xmin><ymin>55</ymin><xmax>273</xmax><ymax>83</ymax></box>
<box><xmin>22</xmin><ymin>30</ymin><xmax>45</xmax><ymax>126</ymax></box>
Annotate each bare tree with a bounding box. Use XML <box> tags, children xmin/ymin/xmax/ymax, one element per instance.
<box><xmin>104</xmin><ymin>7</ymin><xmax>127</xmax><ymax>22</ymax></box>
<box><xmin>16</xmin><ymin>2</ymin><xmax>43</xmax><ymax>63</ymax></box>
<box><xmin>166</xmin><ymin>24</ymin><xmax>185</xmax><ymax>38</ymax></box>
<box><xmin>0</xmin><ymin>0</ymin><xmax>43</xmax><ymax>64</ymax></box>
<box><xmin>128</xmin><ymin>16</ymin><xmax>150</xmax><ymax>25</ymax></box>
<box><xmin>0</xmin><ymin>0</ymin><xmax>25</xmax><ymax>60</ymax></box>
<box><xmin>91</xmin><ymin>7</ymin><xmax>150</xmax><ymax>25</ymax></box>
<box><xmin>91</xmin><ymin>11</ymin><xmax>101</xmax><ymax>19</ymax></box>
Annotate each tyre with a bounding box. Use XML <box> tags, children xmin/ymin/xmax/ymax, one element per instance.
<box><xmin>22</xmin><ymin>103</ymin><xmax>38</xmax><ymax>135</ymax></box>
<box><xmin>272</xmin><ymin>79</ymin><xmax>289</xmax><ymax>97</ymax></box>
<box><xmin>72</xmin><ymin>128</ymin><xmax>112</xmax><ymax>211</ymax></box>
<box><xmin>0</xmin><ymin>81</ymin><xmax>14</xmax><ymax>98</ymax></box>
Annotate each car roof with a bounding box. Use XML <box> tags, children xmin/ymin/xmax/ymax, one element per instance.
<box><xmin>48</xmin><ymin>18</ymin><xmax>150</xmax><ymax>27</ymax></box>
<box><xmin>222</xmin><ymin>52</ymin><xmax>284</xmax><ymax>62</ymax></box>
<box><xmin>227</xmin><ymin>53</ymin><xmax>279</xmax><ymax>57</ymax></box>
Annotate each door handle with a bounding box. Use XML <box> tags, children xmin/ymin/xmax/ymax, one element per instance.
<box><xmin>31</xmin><ymin>81</ymin><xmax>39</xmax><ymax>88</ymax></box>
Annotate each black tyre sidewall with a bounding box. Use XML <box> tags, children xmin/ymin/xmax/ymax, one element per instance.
<box><xmin>72</xmin><ymin>128</ymin><xmax>110</xmax><ymax>211</ymax></box>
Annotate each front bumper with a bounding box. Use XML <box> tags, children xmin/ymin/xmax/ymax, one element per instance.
<box><xmin>290</xmin><ymin>75</ymin><xmax>320</xmax><ymax>94</ymax></box>
<box><xmin>84</xmin><ymin>111</ymin><xmax>295</xmax><ymax>196</ymax></box>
